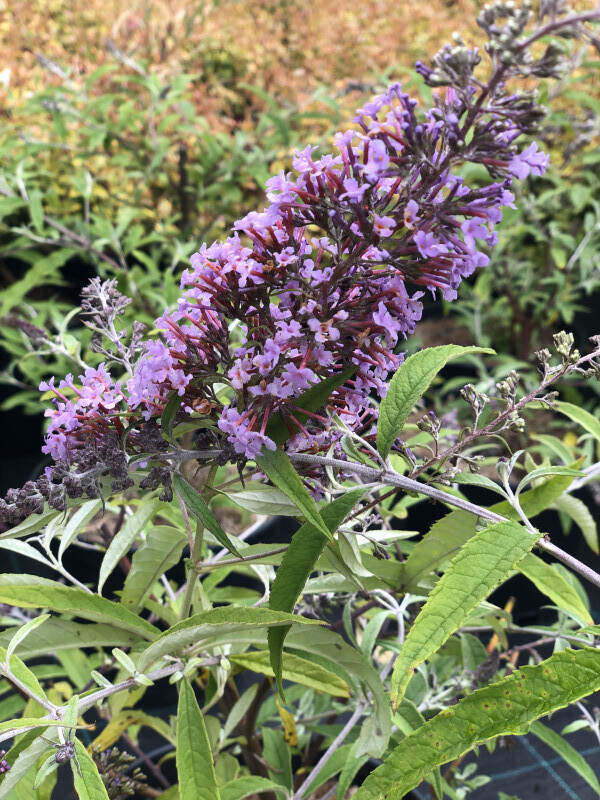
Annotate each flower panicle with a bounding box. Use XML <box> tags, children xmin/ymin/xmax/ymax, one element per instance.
<box><xmin>6</xmin><ymin>0</ymin><xmax>597</xmax><ymax>527</ymax></box>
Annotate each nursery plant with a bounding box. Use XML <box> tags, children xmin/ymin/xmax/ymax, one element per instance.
<box><xmin>2</xmin><ymin>2</ymin><xmax>600</xmax><ymax>799</ymax></box>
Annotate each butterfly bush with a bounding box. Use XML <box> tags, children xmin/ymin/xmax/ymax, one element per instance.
<box><xmin>2</xmin><ymin>0</ymin><xmax>576</xmax><ymax>527</ymax></box>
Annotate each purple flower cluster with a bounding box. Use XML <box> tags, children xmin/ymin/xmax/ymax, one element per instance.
<box><xmin>38</xmin><ymin>79</ymin><xmax>547</xmax><ymax>465</ymax></box>
<box><xmin>40</xmin><ymin>365</ymin><xmax>125</xmax><ymax>462</ymax></box>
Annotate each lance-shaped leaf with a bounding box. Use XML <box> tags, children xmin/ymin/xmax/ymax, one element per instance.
<box><xmin>355</xmin><ymin>648</ymin><xmax>600</xmax><ymax>800</ymax></box>
<box><xmin>229</xmin><ymin>650</ymin><xmax>349</xmax><ymax>697</ymax></box>
<box><xmin>377</xmin><ymin>345</ymin><xmax>493</xmax><ymax>457</ymax></box>
<box><xmin>225</xmin><ymin>485</ymin><xmax>298</xmax><ymax>517</ymax></box>
<box><xmin>391</xmin><ymin>520</ymin><xmax>538</xmax><ymax>708</ymax></box>
<box><xmin>98</xmin><ymin>501</ymin><xmax>160</xmax><ymax>594</ymax></box>
<box><xmin>161</xmin><ymin>391</ymin><xmax>182</xmax><ymax>440</ymax></box>
<box><xmin>554</xmin><ymin>493</ymin><xmax>599</xmax><ymax>554</ymax></box>
<box><xmin>284</xmin><ymin>625</ymin><xmax>391</xmax><ymax>758</ymax></box>
<box><xmin>530</xmin><ymin>720</ymin><xmax>600</xmax><ymax>795</ymax></box>
<box><xmin>0</xmin><ymin>734</ymin><xmax>50</xmax><ymax>800</ymax></box>
<box><xmin>138</xmin><ymin>607</ymin><xmax>321</xmax><ymax>672</ymax></box>
<box><xmin>400</xmin><ymin>470</ymin><xmax>578</xmax><ymax>591</ymax></box>
<box><xmin>91</xmin><ymin>710</ymin><xmax>175</xmax><ymax>751</ymax></box>
<box><xmin>0</xmin><ymin>620</ymin><xmax>142</xmax><ymax>658</ymax></box>
<box><xmin>6</xmin><ymin>615</ymin><xmax>50</xmax><ymax>659</ymax></box>
<box><xmin>554</xmin><ymin>401</ymin><xmax>600</xmax><ymax>444</ymax></box>
<box><xmin>172</xmin><ymin>473</ymin><xmax>241</xmax><ymax>557</ymax></box>
<box><xmin>255</xmin><ymin>448</ymin><xmax>331</xmax><ymax>541</ymax></box>
<box><xmin>0</xmin><ymin>509</ymin><xmax>60</xmax><ymax>541</ymax></box>
<box><xmin>221</xmin><ymin>776</ymin><xmax>288</xmax><ymax>800</ymax></box>
<box><xmin>0</xmin><ymin>576</ymin><xmax>159</xmax><ymax>640</ymax></box>
<box><xmin>266</xmin><ymin>368</ymin><xmax>354</xmax><ymax>445</ymax></box>
<box><xmin>121</xmin><ymin>525</ymin><xmax>186</xmax><ymax>611</ymax></box>
<box><xmin>518</xmin><ymin>553</ymin><xmax>593</xmax><ymax>624</ymax></box>
<box><xmin>177</xmin><ymin>680</ymin><xmax>221</xmax><ymax>800</ymax></box>
<box><xmin>268</xmin><ymin>488</ymin><xmax>366</xmax><ymax>694</ymax></box>
<box><xmin>58</xmin><ymin>499</ymin><xmax>103</xmax><ymax>561</ymax></box>
<box><xmin>73</xmin><ymin>738</ymin><xmax>110</xmax><ymax>800</ymax></box>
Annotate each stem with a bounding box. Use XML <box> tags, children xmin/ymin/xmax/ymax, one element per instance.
<box><xmin>461</xmin><ymin>625</ymin><xmax>594</xmax><ymax>647</ymax></box>
<box><xmin>208</xmin><ymin>516</ymin><xmax>268</xmax><ymax>563</ymax></box>
<box><xmin>413</xmin><ymin>344</ymin><xmax>600</xmax><ymax>479</ymax></box>
<box><xmin>293</xmin><ymin>702</ymin><xmax>366</xmax><ymax>800</ymax></box>
<box><xmin>0</xmin><ymin>656</ymin><xmax>223</xmax><ymax>747</ymax></box>
<box><xmin>0</xmin><ymin>664</ymin><xmax>59</xmax><ymax>716</ymax></box>
<box><xmin>180</xmin><ymin>521</ymin><xmax>204</xmax><ymax>620</ymax></box>
<box><xmin>174</xmin><ymin>483</ymin><xmax>195</xmax><ymax>554</ymax></box>
<box><xmin>288</xmin><ymin>452</ymin><xmax>600</xmax><ymax>590</ymax></box>
<box><xmin>198</xmin><ymin>545</ymin><xmax>288</xmax><ymax>572</ymax></box>
<box><xmin>122</xmin><ymin>732</ymin><xmax>170</xmax><ymax>790</ymax></box>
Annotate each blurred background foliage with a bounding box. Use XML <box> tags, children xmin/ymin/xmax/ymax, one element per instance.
<box><xmin>0</xmin><ymin>0</ymin><xmax>599</xmax><ymax>421</ymax></box>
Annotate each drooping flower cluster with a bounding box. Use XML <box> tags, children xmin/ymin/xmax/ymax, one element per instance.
<box><xmin>28</xmin><ymin>70</ymin><xmax>547</xmax><ymax>464</ymax></box>
<box><xmin>5</xmin><ymin>0</ymin><xmax>593</xmax><ymax>527</ymax></box>
<box><xmin>110</xmin><ymin>78</ymin><xmax>542</xmax><ymax>460</ymax></box>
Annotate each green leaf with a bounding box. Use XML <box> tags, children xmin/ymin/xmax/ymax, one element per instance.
<box><xmin>6</xmin><ymin>615</ymin><xmax>50</xmax><ymax>659</ymax></box>
<box><xmin>268</xmin><ymin>489</ymin><xmax>366</xmax><ymax>694</ymax></box>
<box><xmin>0</xmin><ymin>719</ymin><xmax>79</xmax><ymax>751</ymax></box>
<box><xmin>98</xmin><ymin>501</ymin><xmax>159</xmax><ymax>594</ymax></box>
<box><xmin>516</xmin><ymin>466</ymin><xmax>583</xmax><ymax>494</ymax></box>
<box><xmin>554</xmin><ymin>494</ymin><xmax>599</xmax><ymax>554</ymax></box>
<box><xmin>452</xmin><ymin>473</ymin><xmax>506</xmax><ymax>496</ymax></box>
<box><xmin>530</xmin><ymin>720</ymin><xmax>600</xmax><ymax>795</ymax></box>
<box><xmin>225</xmin><ymin>486</ymin><xmax>298</xmax><ymax>517</ymax></box>
<box><xmin>377</xmin><ymin>345</ymin><xmax>494</xmax><ymax>457</ymax></box>
<box><xmin>255</xmin><ymin>448</ymin><xmax>331</xmax><ymax>541</ymax></box>
<box><xmin>0</xmin><ymin>735</ymin><xmax>50</xmax><ymax>800</ymax></box>
<box><xmin>161</xmin><ymin>392</ymin><xmax>181</xmax><ymax>439</ymax></box>
<box><xmin>28</xmin><ymin>190</ymin><xmax>44</xmax><ymax>233</ymax></box>
<box><xmin>221</xmin><ymin>684</ymin><xmax>258</xmax><ymax>743</ymax></box>
<box><xmin>300</xmin><ymin>744</ymin><xmax>355</xmax><ymax>796</ymax></box>
<box><xmin>0</xmin><ymin>510</ymin><xmax>60</xmax><ymax>541</ymax></box>
<box><xmin>72</xmin><ymin>738</ymin><xmax>110</xmax><ymax>800</ymax></box>
<box><xmin>229</xmin><ymin>650</ymin><xmax>349</xmax><ymax>697</ymax></box>
<box><xmin>337</xmin><ymin>747</ymin><xmax>370</xmax><ymax>800</ymax></box>
<box><xmin>121</xmin><ymin>526</ymin><xmax>186</xmax><ymax>611</ymax></box>
<box><xmin>157</xmin><ymin>789</ymin><xmax>180</xmax><ymax>799</ymax></box>
<box><xmin>0</xmin><ymin>576</ymin><xmax>159</xmax><ymax>640</ymax></box>
<box><xmin>517</xmin><ymin>553</ymin><xmax>593</xmax><ymax>624</ymax></box>
<box><xmin>220</xmin><ymin>777</ymin><xmax>288</xmax><ymax>800</ymax></box>
<box><xmin>355</xmin><ymin>648</ymin><xmax>600</xmax><ymax>800</ymax></box>
<box><xmin>0</xmin><ymin>645</ymin><xmax>49</xmax><ymax>709</ymax></box>
<box><xmin>172</xmin><ymin>474</ymin><xmax>241</xmax><ymax>557</ymax></box>
<box><xmin>58</xmin><ymin>500</ymin><xmax>102</xmax><ymax>562</ymax></box>
<box><xmin>400</xmin><ymin>470</ymin><xmax>578</xmax><ymax>591</ymax></box>
<box><xmin>176</xmin><ymin>681</ymin><xmax>221</xmax><ymax>800</ymax></box>
<box><xmin>530</xmin><ymin>433</ymin><xmax>574</xmax><ymax>465</ymax></box>
<box><xmin>138</xmin><ymin>607</ymin><xmax>321</xmax><ymax>672</ymax></box>
<box><xmin>390</xmin><ymin>520</ymin><xmax>538</xmax><ymax>708</ymax></box>
<box><xmin>262</xmin><ymin>728</ymin><xmax>292</xmax><ymax>790</ymax></box>
<box><xmin>0</xmin><ymin>619</ymin><xmax>142</xmax><ymax>658</ymax></box>
<box><xmin>284</xmin><ymin>626</ymin><xmax>391</xmax><ymax>758</ymax></box>
<box><xmin>266</xmin><ymin>369</ymin><xmax>354</xmax><ymax>445</ymax></box>
<box><xmin>33</xmin><ymin>753</ymin><xmax>59</xmax><ymax>791</ymax></box>
<box><xmin>0</xmin><ymin>196</ymin><xmax>26</xmax><ymax>221</ymax></box>
<box><xmin>0</xmin><ymin>539</ymin><xmax>50</xmax><ymax>568</ymax></box>
<box><xmin>554</xmin><ymin>401</ymin><xmax>600</xmax><ymax>444</ymax></box>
